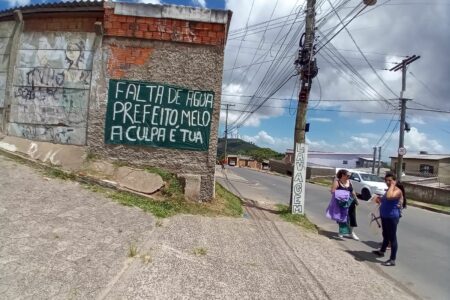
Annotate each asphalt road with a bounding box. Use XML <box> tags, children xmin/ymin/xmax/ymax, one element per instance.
<box><xmin>217</xmin><ymin>167</ymin><xmax>450</xmax><ymax>300</ymax></box>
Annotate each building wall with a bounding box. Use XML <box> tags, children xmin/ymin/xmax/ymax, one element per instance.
<box><xmin>390</xmin><ymin>158</ymin><xmax>441</xmax><ymax>177</ymax></box>
<box><xmin>0</xmin><ymin>2</ymin><xmax>230</xmax><ymax>202</ymax></box>
<box><xmin>8</xmin><ymin>31</ymin><xmax>97</xmax><ymax>145</ymax></box>
<box><xmin>0</xmin><ymin>21</ymin><xmax>15</xmax><ymax>131</ymax></box>
<box><xmin>438</xmin><ymin>159</ymin><xmax>450</xmax><ymax>185</ymax></box>
<box><xmin>86</xmin><ymin>2</ymin><xmax>228</xmax><ymax>201</ymax></box>
<box><xmin>308</xmin><ymin>153</ymin><xmax>369</xmax><ymax>169</ymax></box>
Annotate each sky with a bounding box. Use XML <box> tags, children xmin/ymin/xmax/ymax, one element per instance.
<box><xmin>1</xmin><ymin>0</ymin><xmax>449</xmax><ymax>160</ymax></box>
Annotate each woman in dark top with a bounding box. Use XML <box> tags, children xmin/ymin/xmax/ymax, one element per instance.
<box><xmin>372</xmin><ymin>172</ymin><xmax>403</xmax><ymax>266</ymax></box>
<box><xmin>331</xmin><ymin>169</ymin><xmax>360</xmax><ymax>240</ymax></box>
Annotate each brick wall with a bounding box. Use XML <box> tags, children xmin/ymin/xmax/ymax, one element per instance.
<box><xmin>107</xmin><ymin>45</ymin><xmax>154</xmax><ymax>78</ymax></box>
<box><xmin>103</xmin><ymin>8</ymin><xmax>226</xmax><ymax>46</ymax></box>
<box><xmin>24</xmin><ymin>13</ymin><xmax>103</xmax><ymax>32</ymax></box>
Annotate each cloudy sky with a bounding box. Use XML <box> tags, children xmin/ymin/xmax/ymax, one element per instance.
<box><xmin>2</xmin><ymin>0</ymin><xmax>449</xmax><ymax>159</ymax></box>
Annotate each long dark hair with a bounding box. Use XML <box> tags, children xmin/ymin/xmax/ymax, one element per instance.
<box><xmin>385</xmin><ymin>172</ymin><xmax>407</xmax><ymax>208</ymax></box>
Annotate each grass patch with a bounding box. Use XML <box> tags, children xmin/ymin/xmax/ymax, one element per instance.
<box><xmin>276</xmin><ymin>204</ymin><xmax>318</xmax><ymax>232</ymax></box>
<box><xmin>215</xmin><ymin>183</ymin><xmax>243</xmax><ymax>217</ymax></box>
<box><xmin>83</xmin><ymin>181</ymin><xmax>243</xmax><ymax>219</ymax></box>
<box><xmin>408</xmin><ymin>199</ymin><xmax>450</xmax><ymax>213</ymax></box>
<box><xmin>45</xmin><ymin>168</ymin><xmax>77</xmax><ymax>181</ymax></box>
<box><xmin>307</xmin><ymin>177</ymin><xmax>333</xmax><ymax>187</ymax></box>
<box><xmin>128</xmin><ymin>243</ymin><xmax>138</xmax><ymax>257</ymax></box>
<box><xmin>193</xmin><ymin>247</ymin><xmax>207</xmax><ymax>256</ymax></box>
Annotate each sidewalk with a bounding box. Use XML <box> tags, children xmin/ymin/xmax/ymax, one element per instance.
<box><xmin>0</xmin><ymin>155</ymin><xmax>413</xmax><ymax>299</ymax></box>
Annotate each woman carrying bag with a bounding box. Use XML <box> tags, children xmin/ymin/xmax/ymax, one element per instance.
<box><xmin>326</xmin><ymin>169</ymin><xmax>360</xmax><ymax>240</ymax></box>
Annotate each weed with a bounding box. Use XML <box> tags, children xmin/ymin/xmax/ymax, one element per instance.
<box><xmin>276</xmin><ymin>204</ymin><xmax>318</xmax><ymax>232</ymax></box>
<box><xmin>155</xmin><ymin>220</ymin><xmax>163</xmax><ymax>227</ymax></box>
<box><xmin>140</xmin><ymin>253</ymin><xmax>152</xmax><ymax>264</ymax></box>
<box><xmin>145</xmin><ymin>167</ymin><xmax>183</xmax><ymax>198</ymax></box>
<box><xmin>193</xmin><ymin>247</ymin><xmax>207</xmax><ymax>256</ymax></box>
<box><xmin>128</xmin><ymin>243</ymin><xmax>138</xmax><ymax>257</ymax></box>
<box><xmin>45</xmin><ymin>168</ymin><xmax>77</xmax><ymax>181</ymax></box>
<box><xmin>85</xmin><ymin>151</ymin><xmax>99</xmax><ymax>161</ymax></box>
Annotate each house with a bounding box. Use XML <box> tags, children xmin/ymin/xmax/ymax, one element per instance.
<box><xmin>390</xmin><ymin>153</ymin><xmax>450</xmax><ymax>184</ymax></box>
<box><xmin>226</xmin><ymin>155</ymin><xmax>260</xmax><ymax>169</ymax></box>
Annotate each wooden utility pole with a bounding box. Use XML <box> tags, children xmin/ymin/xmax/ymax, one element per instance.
<box><xmin>371</xmin><ymin>147</ymin><xmax>377</xmax><ymax>174</ymax></box>
<box><xmin>223</xmin><ymin>104</ymin><xmax>235</xmax><ymax>163</ymax></box>
<box><xmin>389</xmin><ymin>55</ymin><xmax>420</xmax><ymax>181</ymax></box>
<box><xmin>377</xmin><ymin>146</ymin><xmax>382</xmax><ymax>176</ymax></box>
<box><xmin>290</xmin><ymin>0</ymin><xmax>317</xmax><ymax>211</ymax></box>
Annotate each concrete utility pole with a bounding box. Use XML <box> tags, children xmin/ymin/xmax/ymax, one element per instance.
<box><xmin>377</xmin><ymin>146</ymin><xmax>382</xmax><ymax>176</ymax></box>
<box><xmin>371</xmin><ymin>147</ymin><xmax>377</xmax><ymax>174</ymax></box>
<box><xmin>389</xmin><ymin>55</ymin><xmax>420</xmax><ymax>181</ymax></box>
<box><xmin>222</xmin><ymin>104</ymin><xmax>235</xmax><ymax>163</ymax></box>
<box><xmin>289</xmin><ymin>0</ymin><xmax>317</xmax><ymax>212</ymax></box>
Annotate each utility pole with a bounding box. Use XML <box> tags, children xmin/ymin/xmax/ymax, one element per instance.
<box><xmin>371</xmin><ymin>147</ymin><xmax>377</xmax><ymax>174</ymax></box>
<box><xmin>289</xmin><ymin>0</ymin><xmax>317</xmax><ymax>213</ymax></box>
<box><xmin>222</xmin><ymin>104</ymin><xmax>235</xmax><ymax>163</ymax></box>
<box><xmin>377</xmin><ymin>146</ymin><xmax>382</xmax><ymax>176</ymax></box>
<box><xmin>389</xmin><ymin>55</ymin><xmax>420</xmax><ymax>181</ymax></box>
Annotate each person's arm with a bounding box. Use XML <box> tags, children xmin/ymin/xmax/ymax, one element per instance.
<box><xmin>331</xmin><ymin>179</ymin><xmax>339</xmax><ymax>193</ymax></box>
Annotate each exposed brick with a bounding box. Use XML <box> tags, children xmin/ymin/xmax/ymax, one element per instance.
<box><xmin>208</xmin><ymin>31</ymin><xmax>217</xmax><ymax>38</ymax></box>
<box><xmin>213</xmin><ymin>24</ymin><xmax>224</xmax><ymax>32</ymax></box>
<box><xmin>138</xmin><ymin>23</ymin><xmax>148</xmax><ymax>31</ymax></box>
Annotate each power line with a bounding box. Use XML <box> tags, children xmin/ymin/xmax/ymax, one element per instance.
<box><xmin>325</xmin><ymin>0</ymin><xmax>399</xmax><ymax>99</ymax></box>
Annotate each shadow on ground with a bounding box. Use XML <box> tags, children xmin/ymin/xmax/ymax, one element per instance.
<box><xmin>345</xmin><ymin>250</ymin><xmax>385</xmax><ymax>264</ymax></box>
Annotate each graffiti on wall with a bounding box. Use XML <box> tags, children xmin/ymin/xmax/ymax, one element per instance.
<box><xmin>9</xmin><ymin>33</ymin><xmax>95</xmax><ymax>145</ymax></box>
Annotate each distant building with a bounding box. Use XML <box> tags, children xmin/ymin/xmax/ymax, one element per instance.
<box><xmin>284</xmin><ymin>150</ymin><xmax>373</xmax><ymax>169</ymax></box>
<box><xmin>390</xmin><ymin>153</ymin><xmax>450</xmax><ymax>184</ymax></box>
<box><xmin>226</xmin><ymin>155</ymin><xmax>260</xmax><ymax>169</ymax></box>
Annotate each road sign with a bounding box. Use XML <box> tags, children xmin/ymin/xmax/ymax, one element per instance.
<box><xmin>398</xmin><ymin>147</ymin><xmax>407</xmax><ymax>156</ymax></box>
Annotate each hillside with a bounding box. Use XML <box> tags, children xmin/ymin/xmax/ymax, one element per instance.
<box><xmin>216</xmin><ymin>138</ymin><xmax>283</xmax><ymax>161</ymax></box>
<box><xmin>217</xmin><ymin>138</ymin><xmax>260</xmax><ymax>157</ymax></box>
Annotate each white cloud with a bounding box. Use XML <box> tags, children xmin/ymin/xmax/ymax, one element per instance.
<box><xmin>408</xmin><ymin>116</ymin><xmax>426</xmax><ymax>125</ymax></box>
<box><xmin>242</xmin><ymin>131</ymin><xmax>294</xmax><ymax>152</ymax></box>
<box><xmin>191</xmin><ymin>0</ymin><xmax>206</xmax><ymax>7</ymax></box>
<box><xmin>404</xmin><ymin>127</ymin><xmax>444</xmax><ymax>153</ymax></box>
<box><xmin>7</xmin><ymin>0</ymin><xmax>31</xmax><ymax>7</ymax></box>
<box><xmin>358</xmin><ymin>118</ymin><xmax>375</xmax><ymax>124</ymax></box>
<box><xmin>309</xmin><ymin>117</ymin><xmax>331</xmax><ymax>122</ymax></box>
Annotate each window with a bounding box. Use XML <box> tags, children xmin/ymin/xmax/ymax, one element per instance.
<box><xmin>419</xmin><ymin>164</ymin><xmax>434</xmax><ymax>175</ymax></box>
<box><xmin>350</xmin><ymin>173</ymin><xmax>360</xmax><ymax>181</ymax></box>
<box><xmin>343</xmin><ymin>160</ymin><xmax>348</xmax><ymax>165</ymax></box>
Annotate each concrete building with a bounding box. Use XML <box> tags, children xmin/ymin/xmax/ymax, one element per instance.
<box><xmin>0</xmin><ymin>1</ymin><xmax>231</xmax><ymax>201</ymax></box>
<box><xmin>390</xmin><ymin>153</ymin><xmax>450</xmax><ymax>184</ymax></box>
<box><xmin>283</xmin><ymin>150</ymin><xmax>372</xmax><ymax>169</ymax></box>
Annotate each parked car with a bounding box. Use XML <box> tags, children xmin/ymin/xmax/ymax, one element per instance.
<box><xmin>349</xmin><ymin>171</ymin><xmax>388</xmax><ymax>200</ymax></box>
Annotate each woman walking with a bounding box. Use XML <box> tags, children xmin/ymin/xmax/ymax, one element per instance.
<box><xmin>372</xmin><ymin>172</ymin><xmax>403</xmax><ymax>266</ymax></box>
<box><xmin>328</xmin><ymin>169</ymin><xmax>359</xmax><ymax>240</ymax></box>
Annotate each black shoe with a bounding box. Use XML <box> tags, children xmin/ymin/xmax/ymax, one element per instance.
<box><xmin>372</xmin><ymin>250</ymin><xmax>385</xmax><ymax>257</ymax></box>
<box><xmin>382</xmin><ymin>259</ymin><xmax>396</xmax><ymax>266</ymax></box>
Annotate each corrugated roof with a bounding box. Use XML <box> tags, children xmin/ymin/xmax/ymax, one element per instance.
<box><xmin>390</xmin><ymin>154</ymin><xmax>450</xmax><ymax>160</ymax></box>
<box><xmin>0</xmin><ymin>0</ymin><xmax>104</xmax><ymax>18</ymax></box>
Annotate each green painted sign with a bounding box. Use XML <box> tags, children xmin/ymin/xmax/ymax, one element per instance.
<box><xmin>105</xmin><ymin>79</ymin><xmax>214</xmax><ymax>151</ymax></box>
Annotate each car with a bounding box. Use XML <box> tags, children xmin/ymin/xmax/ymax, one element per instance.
<box><xmin>349</xmin><ymin>171</ymin><xmax>388</xmax><ymax>200</ymax></box>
